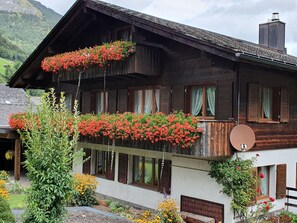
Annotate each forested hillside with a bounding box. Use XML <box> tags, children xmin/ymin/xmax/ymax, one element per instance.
<box><xmin>0</xmin><ymin>0</ymin><xmax>62</xmax><ymax>83</ymax></box>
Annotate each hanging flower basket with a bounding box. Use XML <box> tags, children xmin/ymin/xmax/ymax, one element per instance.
<box><xmin>41</xmin><ymin>41</ymin><xmax>136</xmax><ymax>73</ymax></box>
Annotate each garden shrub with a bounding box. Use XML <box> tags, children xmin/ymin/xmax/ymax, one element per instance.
<box><xmin>0</xmin><ymin>170</ymin><xmax>9</xmax><ymax>181</ymax></box>
<box><xmin>72</xmin><ymin>173</ymin><xmax>98</xmax><ymax>206</ymax></box>
<box><xmin>8</xmin><ymin>180</ymin><xmax>26</xmax><ymax>194</ymax></box>
<box><xmin>0</xmin><ymin>196</ymin><xmax>15</xmax><ymax>223</ymax></box>
<box><xmin>0</xmin><ymin>180</ymin><xmax>8</xmax><ymax>199</ymax></box>
<box><xmin>18</xmin><ymin>90</ymin><xmax>81</xmax><ymax>223</ymax></box>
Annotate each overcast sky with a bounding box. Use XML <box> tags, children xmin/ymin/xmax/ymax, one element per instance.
<box><xmin>38</xmin><ymin>0</ymin><xmax>297</xmax><ymax>56</ymax></box>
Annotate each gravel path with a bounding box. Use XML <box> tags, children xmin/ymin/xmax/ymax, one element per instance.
<box><xmin>13</xmin><ymin>207</ymin><xmax>132</xmax><ymax>223</ymax></box>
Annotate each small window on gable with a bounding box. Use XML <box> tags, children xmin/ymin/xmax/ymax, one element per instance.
<box><xmin>248</xmin><ymin>84</ymin><xmax>289</xmax><ymax>123</ymax></box>
<box><xmin>116</xmin><ymin>27</ymin><xmax>132</xmax><ymax>41</ymax></box>
<box><xmin>95</xmin><ymin>91</ymin><xmax>108</xmax><ymax>114</ymax></box>
<box><xmin>191</xmin><ymin>86</ymin><xmax>216</xmax><ymax>119</ymax></box>
<box><xmin>133</xmin><ymin>89</ymin><xmax>160</xmax><ymax>114</ymax></box>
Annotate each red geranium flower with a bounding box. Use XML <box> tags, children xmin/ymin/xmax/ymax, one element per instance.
<box><xmin>259</xmin><ymin>173</ymin><xmax>265</xmax><ymax>179</ymax></box>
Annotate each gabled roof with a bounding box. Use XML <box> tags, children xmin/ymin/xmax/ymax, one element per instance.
<box><xmin>9</xmin><ymin>0</ymin><xmax>297</xmax><ymax>88</ymax></box>
<box><xmin>0</xmin><ymin>84</ymin><xmax>27</xmax><ymax>126</ymax></box>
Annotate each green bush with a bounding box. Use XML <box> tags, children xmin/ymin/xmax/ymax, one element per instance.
<box><xmin>0</xmin><ymin>171</ymin><xmax>9</xmax><ymax>181</ymax></box>
<box><xmin>0</xmin><ymin>196</ymin><xmax>15</xmax><ymax>223</ymax></box>
<box><xmin>18</xmin><ymin>90</ymin><xmax>81</xmax><ymax>223</ymax></box>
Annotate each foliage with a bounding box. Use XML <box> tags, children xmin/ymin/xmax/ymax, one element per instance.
<box><xmin>0</xmin><ymin>170</ymin><xmax>10</xmax><ymax>181</ymax></box>
<box><xmin>18</xmin><ymin>89</ymin><xmax>80</xmax><ymax>223</ymax></box>
<box><xmin>245</xmin><ymin>200</ymin><xmax>274</xmax><ymax>223</ymax></box>
<box><xmin>279</xmin><ymin>210</ymin><xmax>297</xmax><ymax>223</ymax></box>
<box><xmin>8</xmin><ymin>180</ymin><xmax>27</xmax><ymax>194</ymax></box>
<box><xmin>0</xmin><ymin>196</ymin><xmax>16</xmax><ymax>223</ymax></box>
<box><xmin>10</xmin><ymin>111</ymin><xmax>202</xmax><ymax>149</ymax></box>
<box><xmin>72</xmin><ymin>173</ymin><xmax>98</xmax><ymax>206</ymax></box>
<box><xmin>0</xmin><ymin>180</ymin><xmax>9</xmax><ymax>200</ymax></box>
<box><xmin>209</xmin><ymin>155</ymin><xmax>257</xmax><ymax>216</ymax></box>
<box><xmin>41</xmin><ymin>41</ymin><xmax>136</xmax><ymax>73</ymax></box>
<box><xmin>108</xmin><ymin>201</ymin><xmax>128</xmax><ymax>213</ymax></box>
<box><xmin>132</xmin><ymin>198</ymin><xmax>184</xmax><ymax>223</ymax></box>
<box><xmin>8</xmin><ymin>194</ymin><xmax>27</xmax><ymax>210</ymax></box>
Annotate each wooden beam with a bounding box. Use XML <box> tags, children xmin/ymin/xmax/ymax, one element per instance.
<box><xmin>14</xmin><ymin>139</ymin><xmax>21</xmax><ymax>181</ymax></box>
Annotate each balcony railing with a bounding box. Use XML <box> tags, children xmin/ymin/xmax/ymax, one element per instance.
<box><xmin>79</xmin><ymin>121</ymin><xmax>236</xmax><ymax>159</ymax></box>
<box><xmin>52</xmin><ymin>44</ymin><xmax>161</xmax><ymax>82</ymax></box>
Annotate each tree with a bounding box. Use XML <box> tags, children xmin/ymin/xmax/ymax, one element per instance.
<box><xmin>19</xmin><ymin>89</ymin><xmax>80</xmax><ymax>223</ymax></box>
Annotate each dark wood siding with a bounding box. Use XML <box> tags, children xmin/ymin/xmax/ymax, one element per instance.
<box><xmin>216</xmin><ymin>81</ymin><xmax>233</xmax><ymax>120</ymax></box>
<box><xmin>118</xmin><ymin>153</ymin><xmax>128</xmax><ymax>184</ymax></box>
<box><xmin>276</xmin><ymin>164</ymin><xmax>287</xmax><ymax>199</ymax></box>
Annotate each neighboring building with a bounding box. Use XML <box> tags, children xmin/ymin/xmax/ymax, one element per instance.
<box><xmin>8</xmin><ymin>1</ymin><xmax>297</xmax><ymax>222</ymax></box>
<box><xmin>0</xmin><ymin>84</ymin><xmax>27</xmax><ymax>180</ymax></box>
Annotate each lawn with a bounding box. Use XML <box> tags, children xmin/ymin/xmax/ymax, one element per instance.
<box><xmin>0</xmin><ymin>57</ymin><xmax>14</xmax><ymax>75</ymax></box>
<box><xmin>8</xmin><ymin>193</ymin><xmax>27</xmax><ymax>209</ymax></box>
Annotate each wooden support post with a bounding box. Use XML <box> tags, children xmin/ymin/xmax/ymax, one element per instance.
<box><xmin>14</xmin><ymin>139</ymin><xmax>21</xmax><ymax>181</ymax></box>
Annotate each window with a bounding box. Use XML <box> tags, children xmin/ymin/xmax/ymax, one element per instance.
<box><xmin>116</xmin><ymin>27</ymin><xmax>132</xmax><ymax>41</ymax></box>
<box><xmin>65</xmin><ymin>93</ymin><xmax>73</xmax><ymax>111</ymax></box>
<box><xmin>191</xmin><ymin>86</ymin><xmax>216</xmax><ymax>118</ymax></box>
<box><xmin>95</xmin><ymin>150</ymin><xmax>114</xmax><ymax>180</ymax></box>
<box><xmin>133</xmin><ymin>156</ymin><xmax>159</xmax><ymax>188</ymax></box>
<box><xmin>95</xmin><ymin>91</ymin><xmax>108</xmax><ymax>114</ymax></box>
<box><xmin>257</xmin><ymin>166</ymin><xmax>270</xmax><ymax>199</ymax></box>
<box><xmin>259</xmin><ymin>87</ymin><xmax>272</xmax><ymax>120</ymax></box>
<box><xmin>248</xmin><ymin>84</ymin><xmax>289</xmax><ymax>123</ymax></box>
<box><xmin>133</xmin><ymin>89</ymin><xmax>160</xmax><ymax>114</ymax></box>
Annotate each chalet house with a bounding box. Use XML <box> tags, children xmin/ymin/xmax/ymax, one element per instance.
<box><xmin>8</xmin><ymin>1</ymin><xmax>297</xmax><ymax>222</ymax></box>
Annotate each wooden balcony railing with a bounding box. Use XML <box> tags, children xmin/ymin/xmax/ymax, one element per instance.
<box><xmin>52</xmin><ymin>44</ymin><xmax>161</xmax><ymax>82</ymax></box>
<box><xmin>79</xmin><ymin>121</ymin><xmax>236</xmax><ymax>159</ymax></box>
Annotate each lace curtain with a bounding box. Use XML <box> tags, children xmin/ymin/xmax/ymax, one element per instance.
<box><xmin>191</xmin><ymin>87</ymin><xmax>203</xmax><ymax>116</ymax></box>
<box><xmin>155</xmin><ymin>89</ymin><xmax>160</xmax><ymax>112</ymax></box>
<box><xmin>207</xmin><ymin>87</ymin><xmax>216</xmax><ymax>116</ymax></box>
<box><xmin>134</xmin><ymin>90</ymin><xmax>143</xmax><ymax>114</ymax></box>
<box><xmin>144</xmin><ymin>90</ymin><xmax>153</xmax><ymax>114</ymax></box>
<box><xmin>97</xmin><ymin>92</ymin><xmax>108</xmax><ymax>114</ymax></box>
<box><xmin>263</xmin><ymin>88</ymin><xmax>272</xmax><ymax>119</ymax></box>
<box><xmin>259</xmin><ymin>167</ymin><xmax>269</xmax><ymax>196</ymax></box>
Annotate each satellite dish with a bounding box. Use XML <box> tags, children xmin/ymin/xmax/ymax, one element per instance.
<box><xmin>230</xmin><ymin>124</ymin><xmax>256</xmax><ymax>151</ymax></box>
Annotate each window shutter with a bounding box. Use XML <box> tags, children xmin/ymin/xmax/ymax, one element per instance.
<box><xmin>171</xmin><ymin>85</ymin><xmax>185</xmax><ymax>112</ymax></box>
<box><xmin>216</xmin><ymin>82</ymin><xmax>233</xmax><ymax>120</ymax></box>
<box><xmin>276</xmin><ymin>164</ymin><xmax>287</xmax><ymax>199</ymax></box>
<box><xmin>83</xmin><ymin>148</ymin><xmax>91</xmax><ymax>175</ymax></box>
<box><xmin>118</xmin><ymin>153</ymin><xmax>128</xmax><ymax>184</ymax></box>
<box><xmin>280</xmin><ymin>88</ymin><xmax>289</xmax><ymax>123</ymax></box>
<box><xmin>159</xmin><ymin>86</ymin><xmax>171</xmax><ymax>114</ymax></box>
<box><xmin>272</xmin><ymin>88</ymin><xmax>280</xmax><ymax>121</ymax></box>
<box><xmin>106</xmin><ymin>152</ymin><xmax>115</xmax><ymax>180</ymax></box>
<box><xmin>247</xmin><ymin>83</ymin><xmax>259</xmax><ymax>122</ymax></box>
<box><xmin>158</xmin><ymin>160</ymin><xmax>172</xmax><ymax>195</ymax></box>
<box><xmin>81</xmin><ymin>91</ymin><xmax>91</xmax><ymax>114</ymax></box>
<box><xmin>118</xmin><ymin>89</ymin><xmax>128</xmax><ymax>113</ymax></box>
<box><xmin>108</xmin><ymin>90</ymin><xmax>117</xmax><ymax>114</ymax></box>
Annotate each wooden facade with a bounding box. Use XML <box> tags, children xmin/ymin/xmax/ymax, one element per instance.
<box><xmin>8</xmin><ymin>0</ymin><xmax>297</xmax><ymax>156</ymax></box>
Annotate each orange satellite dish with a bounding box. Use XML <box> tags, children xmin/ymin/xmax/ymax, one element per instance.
<box><xmin>230</xmin><ymin>124</ymin><xmax>256</xmax><ymax>151</ymax></box>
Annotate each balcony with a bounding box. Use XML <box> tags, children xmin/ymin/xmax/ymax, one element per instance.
<box><xmin>52</xmin><ymin>44</ymin><xmax>161</xmax><ymax>82</ymax></box>
<box><xmin>79</xmin><ymin>121</ymin><xmax>236</xmax><ymax>159</ymax></box>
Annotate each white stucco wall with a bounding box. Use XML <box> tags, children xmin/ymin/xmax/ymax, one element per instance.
<box><xmin>77</xmin><ymin>142</ymin><xmax>297</xmax><ymax>221</ymax></box>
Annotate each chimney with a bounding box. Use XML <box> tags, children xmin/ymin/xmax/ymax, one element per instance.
<box><xmin>259</xmin><ymin>12</ymin><xmax>286</xmax><ymax>53</ymax></box>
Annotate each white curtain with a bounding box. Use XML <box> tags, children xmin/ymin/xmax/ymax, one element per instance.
<box><xmin>263</xmin><ymin>88</ymin><xmax>272</xmax><ymax>119</ymax></box>
<box><xmin>97</xmin><ymin>92</ymin><xmax>102</xmax><ymax>114</ymax></box>
<box><xmin>65</xmin><ymin>94</ymin><xmax>72</xmax><ymax>111</ymax></box>
<box><xmin>155</xmin><ymin>89</ymin><xmax>160</xmax><ymax>112</ymax></box>
<box><xmin>260</xmin><ymin>167</ymin><xmax>269</xmax><ymax>196</ymax></box>
<box><xmin>134</xmin><ymin>156</ymin><xmax>142</xmax><ymax>182</ymax></box>
<box><xmin>191</xmin><ymin>87</ymin><xmax>203</xmax><ymax>116</ymax></box>
<box><xmin>144</xmin><ymin>157</ymin><xmax>152</xmax><ymax>184</ymax></box>
<box><xmin>134</xmin><ymin>90</ymin><xmax>143</xmax><ymax>114</ymax></box>
<box><xmin>105</xmin><ymin>92</ymin><xmax>108</xmax><ymax>112</ymax></box>
<box><xmin>207</xmin><ymin>87</ymin><xmax>216</xmax><ymax>116</ymax></box>
<box><xmin>144</xmin><ymin>90</ymin><xmax>153</xmax><ymax>114</ymax></box>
